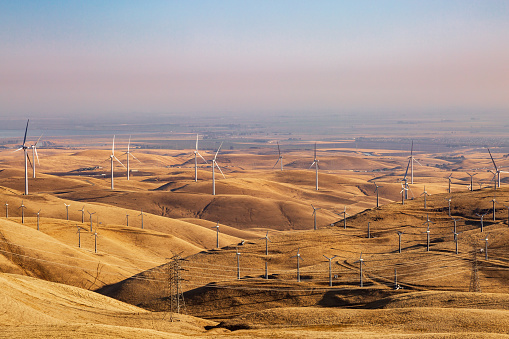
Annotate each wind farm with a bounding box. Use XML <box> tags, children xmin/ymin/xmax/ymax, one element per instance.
<box><xmin>1</xmin><ymin>1</ymin><xmax>509</xmax><ymax>337</ymax></box>
<box><xmin>2</xmin><ymin>121</ymin><xmax>509</xmax><ymax>337</ymax></box>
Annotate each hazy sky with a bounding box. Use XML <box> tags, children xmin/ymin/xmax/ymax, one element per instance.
<box><xmin>1</xmin><ymin>1</ymin><xmax>508</xmax><ymax>118</ymax></box>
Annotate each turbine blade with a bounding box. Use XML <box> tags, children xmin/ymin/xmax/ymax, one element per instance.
<box><xmin>35</xmin><ymin>134</ymin><xmax>43</xmax><ymax>146</ymax></box>
<box><xmin>34</xmin><ymin>147</ymin><xmax>40</xmax><ymax>165</ymax></box>
<box><xmin>272</xmin><ymin>158</ymin><xmax>280</xmax><ymax>169</ymax></box>
<box><xmin>487</xmin><ymin>148</ymin><xmax>498</xmax><ymax>171</ymax></box>
<box><xmin>403</xmin><ymin>158</ymin><xmax>411</xmax><ymax>179</ymax></box>
<box><xmin>22</xmin><ymin>119</ymin><xmax>29</xmax><ymax>146</ymax></box>
<box><xmin>13</xmin><ymin>147</ymin><xmax>23</xmax><ymax>153</ymax></box>
<box><xmin>127</xmin><ymin>135</ymin><xmax>131</xmax><ymax>153</ymax></box>
<box><xmin>277</xmin><ymin>141</ymin><xmax>281</xmax><ymax>157</ymax></box>
<box><xmin>130</xmin><ymin>153</ymin><xmax>142</xmax><ymax>163</ymax></box>
<box><xmin>114</xmin><ymin>156</ymin><xmax>126</xmax><ymax>168</ymax></box>
<box><xmin>196</xmin><ymin>134</ymin><xmax>199</xmax><ymax>151</ymax></box>
<box><xmin>314</xmin><ymin>143</ymin><xmax>317</xmax><ymax>159</ymax></box>
<box><xmin>414</xmin><ymin>158</ymin><xmax>423</xmax><ymax>167</ymax></box>
<box><xmin>410</xmin><ymin>140</ymin><xmax>413</xmax><ymax>156</ymax></box>
<box><xmin>214</xmin><ymin>141</ymin><xmax>223</xmax><ymax>160</ymax></box>
<box><xmin>26</xmin><ymin>153</ymin><xmax>33</xmax><ymax>169</ymax></box>
<box><xmin>309</xmin><ymin>161</ymin><xmax>316</xmax><ymax>169</ymax></box>
<box><xmin>112</xmin><ymin>135</ymin><xmax>115</xmax><ymax>155</ymax></box>
<box><xmin>197</xmin><ymin>151</ymin><xmax>208</xmax><ymax>164</ymax></box>
<box><xmin>215</xmin><ymin>162</ymin><xmax>226</xmax><ymax>179</ymax></box>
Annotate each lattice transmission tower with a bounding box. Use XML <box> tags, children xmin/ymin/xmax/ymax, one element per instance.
<box><xmin>167</xmin><ymin>252</ymin><xmax>186</xmax><ymax>320</ymax></box>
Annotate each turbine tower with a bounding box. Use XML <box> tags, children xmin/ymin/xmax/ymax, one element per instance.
<box><xmin>30</xmin><ymin>135</ymin><xmax>42</xmax><ymax>179</ymax></box>
<box><xmin>373</xmin><ymin>182</ymin><xmax>382</xmax><ymax>208</ymax></box>
<box><xmin>466</xmin><ymin>172</ymin><xmax>477</xmax><ymax>192</ymax></box>
<box><xmin>211</xmin><ymin>142</ymin><xmax>225</xmax><ymax>196</ymax></box>
<box><xmin>108</xmin><ymin>135</ymin><xmax>125</xmax><ymax>190</ymax></box>
<box><xmin>423</xmin><ymin>214</ymin><xmax>434</xmax><ymax>251</ymax></box>
<box><xmin>273</xmin><ymin>141</ymin><xmax>283</xmax><ymax>171</ymax></box>
<box><xmin>309</xmin><ymin>143</ymin><xmax>319</xmax><ymax>191</ymax></box>
<box><xmin>291</xmin><ymin>248</ymin><xmax>304</xmax><ymax>282</ymax></box>
<box><xmin>193</xmin><ymin>134</ymin><xmax>207</xmax><ymax>182</ymax></box>
<box><xmin>354</xmin><ymin>252</ymin><xmax>365</xmax><ymax>287</ymax></box>
<box><xmin>19</xmin><ymin>200</ymin><xmax>26</xmax><ymax>224</ymax></box>
<box><xmin>260</xmin><ymin>231</ymin><xmax>271</xmax><ymax>255</ymax></box>
<box><xmin>476</xmin><ymin>212</ymin><xmax>488</xmax><ymax>232</ymax></box>
<box><xmin>420</xmin><ymin>186</ymin><xmax>430</xmax><ymax>209</ymax></box>
<box><xmin>123</xmin><ymin>136</ymin><xmax>141</xmax><ymax>181</ymax></box>
<box><xmin>213</xmin><ymin>222</ymin><xmax>220</xmax><ymax>248</ymax></box>
<box><xmin>311</xmin><ymin>204</ymin><xmax>320</xmax><ymax>230</ymax></box>
<box><xmin>64</xmin><ymin>203</ymin><xmax>71</xmax><ymax>221</ymax></box>
<box><xmin>323</xmin><ymin>255</ymin><xmax>337</xmax><ymax>287</ymax></box>
<box><xmin>78</xmin><ymin>206</ymin><xmax>85</xmax><ymax>223</ymax></box>
<box><xmin>13</xmin><ymin>119</ymin><xmax>32</xmax><ymax>195</ymax></box>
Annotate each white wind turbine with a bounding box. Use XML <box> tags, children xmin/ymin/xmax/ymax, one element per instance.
<box><xmin>193</xmin><ymin>134</ymin><xmax>208</xmax><ymax>182</ymax></box>
<box><xmin>309</xmin><ymin>143</ymin><xmax>319</xmax><ymax>191</ymax></box>
<box><xmin>13</xmin><ymin>119</ymin><xmax>31</xmax><ymax>195</ymax></box>
<box><xmin>30</xmin><ymin>135</ymin><xmax>42</xmax><ymax>179</ymax></box>
<box><xmin>487</xmin><ymin>148</ymin><xmax>508</xmax><ymax>189</ymax></box>
<box><xmin>123</xmin><ymin>136</ymin><xmax>141</xmax><ymax>181</ymax></box>
<box><xmin>211</xmin><ymin>142</ymin><xmax>225</xmax><ymax>196</ymax></box>
<box><xmin>311</xmin><ymin>204</ymin><xmax>320</xmax><ymax>230</ymax></box>
<box><xmin>107</xmin><ymin>135</ymin><xmax>125</xmax><ymax>190</ymax></box>
<box><xmin>273</xmin><ymin>141</ymin><xmax>283</xmax><ymax>171</ymax></box>
<box><xmin>408</xmin><ymin>140</ymin><xmax>422</xmax><ymax>184</ymax></box>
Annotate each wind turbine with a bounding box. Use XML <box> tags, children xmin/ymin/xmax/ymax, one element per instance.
<box><xmin>311</xmin><ymin>204</ymin><xmax>320</xmax><ymax>230</ymax></box>
<box><xmin>484</xmin><ymin>234</ymin><xmax>490</xmax><ymax>260</ymax></box>
<box><xmin>273</xmin><ymin>141</ymin><xmax>283</xmax><ymax>171</ymax></box>
<box><xmin>92</xmin><ymin>230</ymin><xmax>98</xmax><ymax>253</ymax></box>
<box><xmin>400</xmin><ymin>184</ymin><xmax>408</xmax><ymax>205</ymax></box>
<box><xmin>260</xmin><ymin>231</ymin><xmax>271</xmax><ymax>255</ymax></box>
<box><xmin>76</xmin><ymin>224</ymin><xmax>83</xmax><ymax>248</ymax></box>
<box><xmin>78</xmin><ymin>206</ymin><xmax>85</xmax><ymax>223</ymax></box>
<box><xmin>338</xmin><ymin>206</ymin><xmax>349</xmax><ymax>229</ymax></box>
<box><xmin>466</xmin><ymin>172</ymin><xmax>477</xmax><ymax>191</ymax></box>
<box><xmin>323</xmin><ymin>255</ymin><xmax>337</xmax><ymax>287</ymax></box>
<box><xmin>354</xmin><ymin>252</ymin><xmax>365</xmax><ymax>287</ymax></box>
<box><xmin>211</xmin><ymin>142</ymin><xmax>225</xmax><ymax>196</ymax></box>
<box><xmin>5</xmin><ymin>203</ymin><xmax>8</xmax><ymax>218</ymax></box>
<box><xmin>107</xmin><ymin>135</ymin><xmax>125</xmax><ymax>190</ymax></box>
<box><xmin>193</xmin><ymin>134</ymin><xmax>207</xmax><ymax>182</ymax></box>
<box><xmin>36</xmin><ymin>209</ymin><xmax>41</xmax><ymax>231</ymax></box>
<box><xmin>213</xmin><ymin>222</ymin><xmax>220</xmax><ymax>248</ymax></box>
<box><xmin>309</xmin><ymin>143</ymin><xmax>319</xmax><ymax>191</ymax></box>
<box><xmin>408</xmin><ymin>140</ymin><xmax>423</xmax><ymax>184</ymax></box>
<box><xmin>373</xmin><ymin>182</ymin><xmax>382</xmax><ymax>208</ymax></box>
<box><xmin>454</xmin><ymin>231</ymin><xmax>461</xmax><ymax>254</ymax></box>
<box><xmin>123</xmin><ymin>136</ymin><xmax>141</xmax><ymax>181</ymax></box>
<box><xmin>291</xmin><ymin>248</ymin><xmax>304</xmax><ymax>282</ymax></box>
<box><xmin>30</xmin><ymin>135</ymin><xmax>42</xmax><ymax>179</ymax></box>
<box><xmin>235</xmin><ymin>247</ymin><xmax>241</xmax><ymax>280</ymax></box>
<box><xmin>19</xmin><ymin>200</ymin><xmax>26</xmax><ymax>224</ymax></box>
<box><xmin>64</xmin><ymin>203</ymin><xmax>71</xmax><ymax>221</ymax></box>
<box><xmin>423</xmin><ymin>214</ymin><xmax>434</xmax><ymax>251</ymax></box>
<box><xmin>476</xmin><ymin>212</ymin><xmax>488</xmax><ymax>232</ymax></box>
<box><xmin>87</xmin><ymin>211</ymin><xmax>95</xmax><ymax>231</ymax></box>
<box><xmin>487</xmin><ymin>148</ymin><xmax>508</xmax><ymax>189</ymax></box>
<box><xmin>13</xmin><ymin>119</ymin><xmax>32</xmax><ymax>195</ymax></box>
<box><xmin>420</xmin><ymin>186</ymin><xmax>430</xmax><ymax>209</ymax></box>
<box><xmin>451</xmin><ymin>217</ymin><xmax>461</xmax><ymax>234</ymax></box>
<box><xmin>447</xmin><ymin>173</ymin><xmax>453</xmax><ymax>194</ymax></box>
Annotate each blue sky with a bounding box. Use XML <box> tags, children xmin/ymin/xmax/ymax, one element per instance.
<box><xmin>1</xmin><ymin>1</ymin><xmax>508</xmax><ymax>117</ymax></box>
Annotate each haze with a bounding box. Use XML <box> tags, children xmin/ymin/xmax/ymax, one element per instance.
<box><xmin>1</xmin><ymin>1</ymin><xmax>508</xmax><ymax>119</ymax></box>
